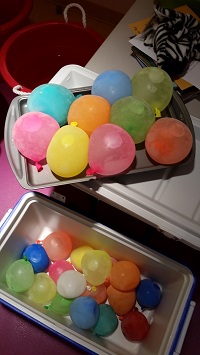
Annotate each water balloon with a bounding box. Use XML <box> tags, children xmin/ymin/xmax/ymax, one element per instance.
<box><xmin>136</xmin><ymin>278</ymin><xmax>162</xmax><ymax>308</ymax></box>
<box><xmin>12</xmin><ymin>111</ymin><xmax>60</xmax><ymax>170</ymax></box>
<box><xmin>22</xmin><ymin>243</ymin><xmax>50</xmax><ymax>273</ymax></box>
<box><xmin>27</xmin><ymin>272</ymin><xmax>56</xmax><ymax>305</ymax></box>
<box><xmin>86</xmin><ymin>123</ymin><xmax>136</xmax><ymax>176</ymax></box>
<box><xmin>121</xmin><ymin>309</ymin><xmax>150</xmax><ymax>341</ymax></box>
<box><xmin>82</xmin><ymin>282</ymin><xmax>107</xmax><ymax>304</ymax></box>
<box><xmin>91</xmin><ymin>70</ymin><xmax>132</xmax><ymax>105</ymax></box>
<box><xmin>92</xmin><ymin>304</ymin><xmax>118</xmax><ymax>337</ymax></box>
<box><xmin>67</xmin><ymin>94</ymin><xmax>111</xmax><ymax>136</ymax></box>
<box><xmin>27</xmin><ymin>83</ymin><xmax>75</xmax><ymax>126</ymax></box>
<box><xmin>46</xmin><ymin>124</ymin><xmax>89</xmax><ymax>177</ymax></box>
<box><xmin>131</xmin><ymin>67</ymin><xmax>173</xmax><ymax>114</ymax></box>
<box><xmin>48</xmin><ymin>293</ymin><xmax>74</xmax><ymax>316</ymax></box>
<box><xmin>145</xmin><ymin>117</ymin><xmax>193</xmax><ymax>164</ymax></box>
<box><xmin>81</xmin><ymin>250</ymin><xmax>112</xmax><ymax>286</ymax></box>
<box><xmin>42</xmin><ymin>231</ymin><xmax>72</xmax><ymax>261</ymax></box>
<box><xmin>48</xmin><ymin>259</ymin><xmax>74</xmax><ymax>283</ymax></box>
<box><xmin>6</xmin><ymin>259</ymin><xmax>35</xmax><ymax>293</ymax></box>
<box><xmin>69</xmin><ymin>296</ymin><xmax>99</xmax><ymax>330</ymax></box>
<box><xmin>110</xmin><ymin>96</ymin><xmax>155</xmax><ymax>144</ymax></box>
<box><xmin>107</xmin><ymin>284</ymin><xmax>136</xmax><ymax>316</ymax></box>
<box><xmin>70</xmin><ymin>245</ymin><xmax>93</xmax><ymax>272</ymax></box>
<box><xmin>57</xmin><ymin>270</ymin><xmax>87</xmax><ymax>298</ymax></box>
<box><xmin>110</xmin><ymin>260</ymin><xmax>141</xmax><ymax>291</ymax></box>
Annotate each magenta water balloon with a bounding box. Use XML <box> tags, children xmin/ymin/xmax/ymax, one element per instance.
<box><xmin>12</xmin><ymin>111</ymin><xmax>59</xmax><ymax>168</ymax></box>
<box><xmin>91</xmin><ymin>70</ymin><xmax>132</xmax><ymax>105</ymax></box>
<box><xmin>87</xmin><ymin>123</ymin><xmax>136</xmax><ymax>176</ymax></box>
<box><xmin>48</xmin><ymin>259</ymin><xmax>74</xmax><ymax>283</ymax></box>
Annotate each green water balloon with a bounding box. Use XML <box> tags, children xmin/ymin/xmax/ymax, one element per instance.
<box><xmin>6</xmin><ymin>259</ymin><xmax>35</xmax><ymax>293</ymax></box>
<box><xmin>110</xmin><ymin>96</ymin><xmax>155</xmax><ymax>144</ymax></box>
<box><xmin>48</xmin><ymin>293</ymin><xmax>74</xmax><ymax>316</ymax></box>
<box><xmin>131</xmin><ymin>67</ymin><xmax>173</xmax><ymax>113</ymax></box>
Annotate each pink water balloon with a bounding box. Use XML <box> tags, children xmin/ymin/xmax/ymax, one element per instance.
<box><xmin>86</xmin><ymin>123</ymin><xmax>136</xmax><ymax>176</ymax></box>
<box><xmin>48</xmin><ymin>260</ymin><xmax>74</xmax><ymax>283</ymax></box>
<box><xmin>12</xmin><ymin>111</ymin><xmax>59</xmax><ymax>171</ymax></box>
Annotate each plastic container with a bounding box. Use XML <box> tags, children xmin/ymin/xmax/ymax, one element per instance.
<box><xmin>0</xmin><ymin>192</ymin><xmax>195</xmax><ymax>355</ymax></box>
<box><xmin>0</xmin><ymin>0</ymin><xmax>33</xmax><ymax>49</ymax></box>
<box><xmin>0</xmin><ymin>20</ymin><xmax>103</xmax><ymax>92</ymax></box>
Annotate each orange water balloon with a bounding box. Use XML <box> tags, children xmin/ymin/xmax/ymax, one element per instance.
<box><xmin>42</xmin><ymin>231</ymin><xmax>72</xmax><ymax>261</ymax></box>
<box><xmin>67</xmin><ymin>95</ymin><xmax>111</xmax><ymax>136</ymax></box>
<box><xmin>110</xmin><ymin>260</ymin><xmax>141</xmax><ymax>292</ymax></box>
<box><xmin>107</xmin><ymin>284</ymin><xmax>136</xmax><ymax>316</ymax></box>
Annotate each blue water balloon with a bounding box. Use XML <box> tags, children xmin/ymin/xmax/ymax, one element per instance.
<box><xmin>22</xmin><ymin>243</ymin><xmax>50</xmax><ymax>273</ymax></box>
<box><xmin>69</xmin><ymin>296</ymin><xmax>99</xmax><ymax>330</ymax></box>
<box><xmin>136</xmin><ymin>278</ymin><xmax>162</xmax><ymax>308</ymax></box>
<box><xmin>92</xmin><ymin>70</ymin><xmax>132</xmax><ymax>105</ymax></box>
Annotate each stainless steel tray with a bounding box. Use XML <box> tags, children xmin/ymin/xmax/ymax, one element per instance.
<box><xmin>4</xmin><ymin>90</ymin><xmax>195</xmax><ymax>189</ymax></box>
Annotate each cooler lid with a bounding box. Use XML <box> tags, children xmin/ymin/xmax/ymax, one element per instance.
<box><xmin>77</xmin><ymin>115</ymin><xmax>200</xmax><ymax>250</ymax></box>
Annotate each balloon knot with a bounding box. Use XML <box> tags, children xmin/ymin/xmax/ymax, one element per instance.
<box><xmin>155</xmin><ymin>107</ymin><xmax>161</xmax><ymax>117</ymax></box>
<box><xmin>70</xmin><ymin>121</ymin><xmax>78</xmax><ymax>127</ymax></box>
<box><xmin>86</xmin><ymin>167</ymin><xmax>96</xmax><ymax>176</ymax></box>
<box><xmin>35</xmin><ymin>162</ymin><xmax>43</xmax><ymax>171</ymax></box>
<box><xmin>119</xmin><ymin>315</ymin><xmax>124</xmax><ymax>321</ymax></box>
<box><xmin>91</xmin><ymin>285</ymin><xmax>96</xmax><ymax>292</ymax></box>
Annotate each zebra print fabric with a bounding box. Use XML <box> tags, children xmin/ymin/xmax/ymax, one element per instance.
<box><xmin>142</xmin><ymin>4</ymin><xmax>200</xmax><ymax>78</ymax></box>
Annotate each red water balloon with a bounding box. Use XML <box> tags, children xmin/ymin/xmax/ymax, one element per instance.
<box><xmin>145</xmin><ymin>117</ymin><xmax>193</xmax><ymax>165</ymax></box>
<box><xmin>121</xmin><ymin>309</ymin><xmax>150</xmax><ymax>341</ymax></box>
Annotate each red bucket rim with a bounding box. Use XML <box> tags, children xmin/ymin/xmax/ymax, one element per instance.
<box><xmin>0</xmin><ymin>0</ymin><xmax>33</xmax><ymax>36</ymax></box>
<box><xmin>0</xmin><ymin>20</ymin><xmax>104</xmax><ymax>93</ymax></box>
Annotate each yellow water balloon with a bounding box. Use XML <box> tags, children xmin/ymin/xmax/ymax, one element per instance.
<box><xmin>46</xmin><ymin>125</ymin><xmax>89</xmax><ymax>177</ymax></box>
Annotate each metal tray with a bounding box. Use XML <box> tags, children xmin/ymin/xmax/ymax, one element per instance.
<box><xmin>4</xmin><ymin>90</ymin><xmax>195</xmax><ymax>189</ymax></box>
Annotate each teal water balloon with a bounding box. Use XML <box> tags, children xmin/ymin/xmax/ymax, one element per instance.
<box><xmin>131</xmin><ymin>67</ymin><xmax>173</xmax><ymax>113</ymax></box>
<box><xmin>27</xmin><ymin>83</ymin><xmax>75</xmax><ymax>126</ymax></box>
<box><xmin>48</xmin><ymin>293</ymin><xmax>74</xmax><ymax>316</ymax></box>
<box><xmin>92</xmin><ymin>304</ymin><xmax>118</xmax><ymax>337</ymax></box>
<box><xmin>91</xmin><ymin>70</ymin><xmax>132</xmax><ymax>105</ymax></box>
<box><xmin>27</xmin><ymin>272</ymin><xmax>57</xmax><ymax>305</ymax></box>
<box><xmin>110</xmin><ymin>96</ymin><xmax>155</xmax><ymax>144</ymax></box>
<box><xmin>6</xmin><ymin>259</ymin><xmax>35</xmax><ymax>293</ymax></box>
